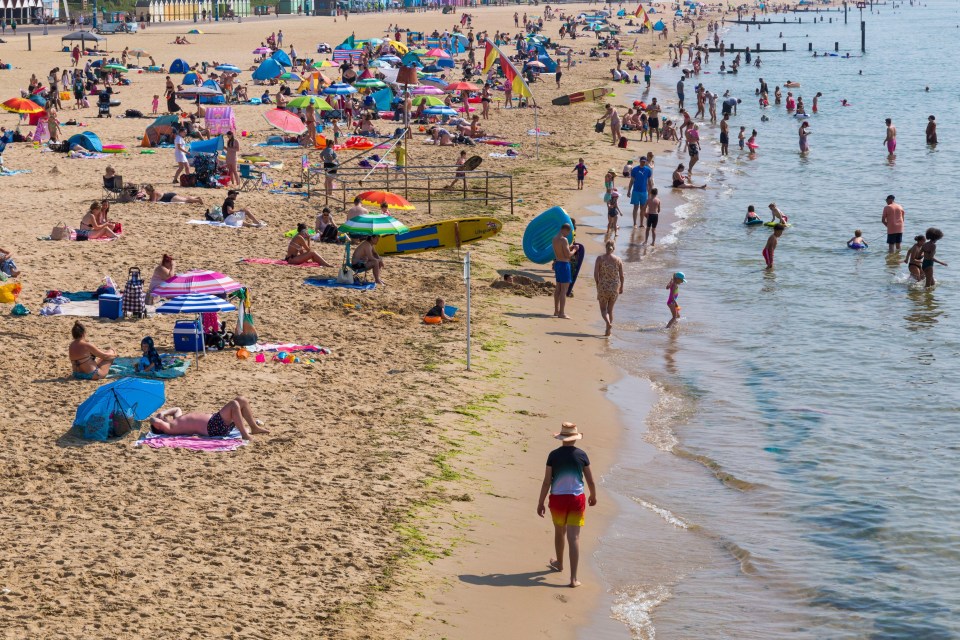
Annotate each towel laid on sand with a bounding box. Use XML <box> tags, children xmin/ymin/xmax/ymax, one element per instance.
<box><xmin>0</xmin><ymin>169</ymin><xmax>30</xmax><ymax>176</ymax></box>
<box><xmin>108</xmin><ymin>356</ymin><xmax>190</xmax><ymax>379</ymax></box>
<box><xmin>242</xmin><ymin>258</ymin><xmax>326</xmax><ymax>267</ymax></box>
<box><xmin>135</xmin><ymin>427</ymin><xmax>246</xmax><ymax>452</ymax></box>
<box><xmin>247</xmin><ymin>342</ymin><xmax>332</xmax><ymax>354</ymax></box>
<box><xmin>304</xmin><ymin>276</ymin><xmax>375</xmax><ymax>291</ymax></box>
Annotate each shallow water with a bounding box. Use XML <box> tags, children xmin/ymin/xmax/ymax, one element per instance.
<box><xmin>586</xmin><ymin>2</ymin><xmax>960</xmax><ymax>638</ymax></box>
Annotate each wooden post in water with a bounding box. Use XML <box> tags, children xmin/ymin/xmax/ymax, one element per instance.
<box><xmin>845</xmin><ymin>1</ymin><xmax>848</xmax><ymax>24</ymax></box>
<box><xmin>783</xmin><ymin>42</ymin><xmax>787</xmax><ymax>52</ymax></box>
<box><xmin>808</xmin><ymin>42</ymin><xmax>813</xmax><ymax>51</ymax></box>
<box><xmin>861</xmin><ymin>21</ymin><xmax>866</xmax><ymax>53</ymax></box>
<box><xmin>835</xmin><ymin>41</ymin><xmax>839</xmax><ymax>51</ymax></box>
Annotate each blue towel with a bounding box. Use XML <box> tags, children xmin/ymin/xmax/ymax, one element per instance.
<box><xmin>62</xmin><ymin>291</ymin><xmax>96</xmax><ymax>302</ymax></box>
<box><xmin>107</xmin><ymin>355</ymin><xmax>191</xmax><ymax>379</ymax></box>
<box><xmin>255</xmin><ymin>142</ymin><xmax>302</xmax><ymax>148</ymax></box>
<box><xmin>304</xmin><ymin>277</ymin><xmax>376</xmax><ymax>291</ymax></box>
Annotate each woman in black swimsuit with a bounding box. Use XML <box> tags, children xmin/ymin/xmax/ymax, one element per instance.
<box><xmin>77</xmin><ymin>201</ymin><xmax>118</xmax><ymax>240</ymax></box>
<box><xmin>671</xmin><ymin>164</ymin><xmax>706</xmax><ymax>190</ymax></box>
<box><xmin>143</xmin><ymin>184</ymin><xmax>203</xmax><ymax>204</ymax></box>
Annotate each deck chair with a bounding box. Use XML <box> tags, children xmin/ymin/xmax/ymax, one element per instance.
<box><xmin>102</xmin><ymin>175</ymin><xmax>124</xmax><ymax>201</ymax></box>
<box><xmin>238</xmin><ymin>164</ymin><xmax>264</xmax><ymax>191</ymax></box>
<box><xmin>339</xmin><ymin>242</ymin><xmax>371</xmax><ymax>284</ymax></box>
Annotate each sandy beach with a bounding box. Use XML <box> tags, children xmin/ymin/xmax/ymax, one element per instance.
<box><xmin>0</xmin><ymin>2</ymin><xmax>787</xmax><ymax>637</ymax></box>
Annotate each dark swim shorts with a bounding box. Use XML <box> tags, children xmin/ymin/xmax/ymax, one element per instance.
<box><xmin>553</xmin><ymin>261</ymin><xmax>572</xmax><ymax>284</ymax></box>
<box><xmin>206</xmin><ymin>412</ymin><xmax>235</xmax><ymax>437</ymax></box>
<box><xmin>886</xmin><ymin>233</ymin><xmax>903</xmax><ymax>245</ymax></box>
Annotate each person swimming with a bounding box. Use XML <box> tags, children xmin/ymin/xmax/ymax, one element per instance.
<box><xmin>744</xmin><ymin>205</ymin><xmax>762</xmax><ymax>224</ymax></box>
<box><xmin>847</xmin><ymin>229</ymin><xmax>868</xmax><ymax>249</ymax></box>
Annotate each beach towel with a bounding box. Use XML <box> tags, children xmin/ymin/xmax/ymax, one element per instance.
<box><xmin>135</xmin><ymin>427</ymin><xmax>246</xmax><ymax>452</ymax></box>
<box><xmin>40</xmin><ymin>300</ymin><xmax>156</xmax><ymax>317</ymax></box>
<box><xmin>267</xmin><ymin>190</ymin><xmax>309</xmax><ymax>197</ymax></box>
<box><xmin>254</xmin><ymin>141</ymin><xmax>302</xmax><ymax>148</ymax></box>
<box><xmin>304</xmin><ymin>277</ymin><xmax>376</xmax><ymax>291</ymax></box>
<box><xmin>489</xmin><ymin>152</ymin><xmax>520</xmax><ymax>158</ymax></box>
<box><xmin>108</xmin><ymin>356</ymin><xmax>191</xmax><ymax>379</ymax></box>
<box><xmin>187</xmin><ymin>220</ymin><xmax>244</xmax><ymax>228</ymax></box>
<box><xmin>241</xmin><ymin>258</ymin><xmax>326</xmax><ymax>268</ymax></box>
<box><xmin>247</xmin><ymin>342</ymin><xmax>332</xmax><ymax>354</ymax></box>
<box><xmin>0</xmin><ymin>169</ymin><xmax>30</xmax><ymax>176</ymax></box>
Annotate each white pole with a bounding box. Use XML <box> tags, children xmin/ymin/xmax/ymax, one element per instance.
<box><xmin>464</xmin><ymin>251</ymin><xmax>471</xmax><ymax>371</ymax></box>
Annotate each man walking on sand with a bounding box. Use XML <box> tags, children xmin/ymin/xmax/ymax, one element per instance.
<box><xmin>537</xmin><ymin>422</ymin><xmax>597</xmax><ymax>588</ymax></box>
<box><xmin>552</xmin><ymin>223</ymin><xmax>575</xmax><ymax>318</ymax></box>
<box><xmin>882</xmin><ymin>194</ymin><xmax>905</xmax><ymax>253</ymax></box>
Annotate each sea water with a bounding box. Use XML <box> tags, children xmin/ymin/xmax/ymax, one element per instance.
<box><xmin>585</xmin><ymin>2</ymin><xmax>960</xmax><ymax>638</ymax></box>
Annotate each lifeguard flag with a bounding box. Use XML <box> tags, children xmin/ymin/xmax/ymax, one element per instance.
<box><xmin>481</xmin><ymin>40</ymin><xmax>498</xmax><ymax>74</ymax></box>
<box><xmin>500</xmin><ymin>53</ymin><xmax>533</xmax><ymax>100</ymax></box>
<box><xmin>636</xmin><ymin>5</ymin><xmax>653</xmax><ymax>28</ymax></box>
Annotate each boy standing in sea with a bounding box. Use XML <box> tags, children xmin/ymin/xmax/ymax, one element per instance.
<box><xmin>537</xmin><ymin>422</ymin><xmax>597</xmax><ymax>588</ymax></box>
<box><xmin>764</xmin><ymin>224</ymin><xmax>786</xmax><ymax>269</ymax></box>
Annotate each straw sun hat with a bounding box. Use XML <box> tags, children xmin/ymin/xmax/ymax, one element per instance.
<box><xmin>554</xmin><ymin>422</ymin><xmax>583</xmax><ymax>442</ymax></box>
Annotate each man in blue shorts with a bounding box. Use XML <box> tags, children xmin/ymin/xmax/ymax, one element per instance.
<box><xmin>627</xmin><ymin>156</ymin><xmax>654</xmax><ymax>228</ymax></box>
<box><xmin>552</xmin><ymin>223</ymin><xmax>575</xmax><ymax>318</ymax></box>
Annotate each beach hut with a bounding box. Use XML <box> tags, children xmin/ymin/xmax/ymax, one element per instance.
<box><xmin>67</xmin><ymin>131</ymin><xmax>103</xmax><ymax>153</ymax></box>
<box><xmin>170</xmin><ymin>58</ymin><xmax>190</xmax><ymax>74</ymax></box>
<box><xmin>252</xmin><ymin>58</ymin><xmax>282</xmax><ymax>81</ymax></box>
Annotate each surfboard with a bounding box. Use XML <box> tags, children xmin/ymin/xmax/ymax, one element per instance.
<box><xmin>523</xmin><ymin>206</ymin><xmax>575</xmax><ymax>264</ymax></box>
<box><xmin>552</xmin><ymin>86</ymin><xmax>610</xmax><ymax>106</ymax></box>
<box><xmin>566</xmin><ymin>243</ymin><xmax>586</xmax><ymax>297</ymax></box>
<box><xmin>378</xmin><ymin>217</ymin><xmax>502</xmax><ymax>256</ymax></box>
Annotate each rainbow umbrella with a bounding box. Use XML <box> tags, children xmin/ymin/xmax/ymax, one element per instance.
<box><xmin>262</xmin><ymin>109</ymin><xmax>306</xmax><ymax>135</ymax></box>
<box><xmin>357</xmin><ymin>190</ymin><xmax>415</xmax><ymax>211</ymax></box>
<box><xmin>1</xmin><ymin>97</ymin><xmax>44</xmax><ymax>114</ymax></box>
<box><xmin>151</xmin><ymin>270</ymin><xmax>243</xmax><ymax>298</ymax></box>
<box><xmin>339</xmin><ymin>213</ymin><xmax>409</xmax><ymax>236</ymax></box>
<box><xmin>287</xmin><ymin>95</ymin><xmax>333</xmax><ymax>110</ymax></box>
<box><xmin>312</xmin><ymin>60</ymin><xmax>335</xmax><ymax>68</ymax></box>
<box><xmin>280</xmin><ymin>72</ymin><xmax>302</xmax><ymax>81</ymax></box>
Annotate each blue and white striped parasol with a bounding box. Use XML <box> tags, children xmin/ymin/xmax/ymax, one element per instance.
<box><xmin>155</xmin><ymin>294</ymin><xmax>236</xmax><ymax>314</ymax></box>
<box><xmin>215</xmin><ymin>64</ymin><xmax>242</xmax><ymax>72</ymax></box>
<box><xmin>322</xmin><ymin>82</ymin><xmax>358</xmax><ymax>96</ymax></box>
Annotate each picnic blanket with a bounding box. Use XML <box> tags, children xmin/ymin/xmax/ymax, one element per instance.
<box><xmin>247</xmin><ymin>342</ymin><xmax>331</xmax><ymax>354</ymax></box>
<box><xmin>135</xmin><ymin>427</ymin><xmax>246</xmax><ymax>452</ymax></box>
<box><xmin>40</xmin><ymin>300</ymin><xmax>156</xmax><ymax>317</ymax></box>
<box><xmin>0</xmin><ymin>169</ymin><xmax>30</xmax><ymax>176</ymax></box>
<box><xmin>108</xmin><ymin>355</ymin><xmax>190</xmax><ymax>379</ymax></box>
<box><xmin>241</xmin><ymin>258</ymin><xmax>326</xmax><ymax>267</ymax></box>
<box><xmin>304</xmin><ymin>277</ymin><xmax>376</xmax><ymax>291</ymax></box>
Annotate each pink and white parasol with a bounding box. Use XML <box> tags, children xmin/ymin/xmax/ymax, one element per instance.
<box><xmin>410</xmin><ymin>85</ymin><xmax>445</xmax><ymax>96</ymax></box>
<box><xmin>152</xmin><ymin>270</ymin><xmax>243</xmax><ymax>298</ymax></box>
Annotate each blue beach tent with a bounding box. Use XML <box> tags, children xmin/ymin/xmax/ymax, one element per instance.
<box><xmin>183</xmin><ymin>71</ymin><xmax>200</xmax><ymax>85</ymax></box>
<box><xmin>271</xmin><ymin>49</ymin><xmax>292</xmax><ymax>67</ymax></box>
<box><xmin>252</xmin><ymin>58</ymin><xmax>282</xmax><ymax>81</ymax></box>
<box><xmin>67</xmin><ymin>131</ymin><xmax>103</xmax><ymax>153</ymax></box>
<box><xmin>170</xmin><ymin>58</ymin><xmax>190</xmax><ymax>74</ymax></box>
<box><xmin>189</xmin><ymin>135</ymin><xmax>224</xmax><ymax>154</ymax></box>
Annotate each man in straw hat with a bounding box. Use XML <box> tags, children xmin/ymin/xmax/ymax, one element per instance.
<box><xmin>537</xmin><ymin>422</ymin><xmax>597</xmax><ymax>588</ymax></box>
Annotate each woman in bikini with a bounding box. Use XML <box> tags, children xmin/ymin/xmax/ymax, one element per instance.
<box><xmin>143</xmin><ymin>184</ymin><xmax>204</xmax><ymax>204</ymax></box>
<box><xmin>904</xmin><ymin>235</ymin><xmax>926</xmax><ymax>282</ymax></box>
<box><xmin>77</xmin><ymin>202</ymin><xmax>118</xmax><ymax>240</ymax></box>
<box><xmin>285</xmin><ymin>223</ymin><xmax>333</xmax><ymax>266</ymax></box>
<box><xmin>672</xmin><ymin>164</ymin><xmax>706</xmax><ymax>189</ymax></box>
<box><xmin>147</xmin><ymin>253</ymin><xmax>175</xmax><ymax>304</ymax></box>
<box><xmin>148</xmin><ymin>396</ymin><xmax>269</xmax><ymax>441</ymax></box>
<box><xmin>68</xmin><ymin>321</ymin><xmax>116</xmax><ymax>380</ymax></box>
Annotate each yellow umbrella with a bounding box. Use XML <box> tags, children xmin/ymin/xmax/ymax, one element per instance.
<box><xmin>387</xmin><ymin>40</ymin><xmax>409</xmax><ymax>55</ymax></box>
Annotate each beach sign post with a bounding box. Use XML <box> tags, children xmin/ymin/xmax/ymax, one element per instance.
<box><xmin>464</xmin><ymin>252</ymin><xmax>471</xmax><ymax>371</ymax></box>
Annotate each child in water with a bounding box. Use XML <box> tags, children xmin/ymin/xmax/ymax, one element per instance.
<box><xmin>135</xmin><ymin>337</ymin><xmax>164</xmax><ymax>373</ymax></box>
<box><xmin>768</xmin><ymin>202</ymin><xmax>788</xmax><ymax>225</ymax></box>
<box><xmin>606</xmin><ymin>190</ymin><xmax>621</xmax><ymax>236</ymax></box>
<box><xmin>738</xmin><ymin>126</ymin><xmax>746</xmax><ymax>150</ymax></box>
<box><xmin>666</xmin><ymin>272</ymin><xmax>686</xmax><ymax>328</ymax></box>
<box><xmin>905</xmin><ymin>234</ymin><xmax>926</xmax><ymax>281</ymax></box>
<box><xmin>744</xmin><ymin>205</ymin><xmax>761</xmax><ymax>224</ymax></box>
<box><xmin>573</xmin><ymin>158</ymin><xmax>588</xmax><ymax>190</ymax></box>
<box><xmin>847</xmin><ymin>229</ymin><xmax>868</xmax><ymax>249</ymax></box>
<box><xmin>763</xmin><ymin>224</ymin><xmax>786</xmax><ymax>269</ymax></box>
<box><xmin>921</xmin><ymin>227</ymin><xmax>947</xmax><ymax>288</ymax></box>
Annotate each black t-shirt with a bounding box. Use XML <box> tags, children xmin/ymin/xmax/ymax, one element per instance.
<box><xmin>545</xmin><ymin>445</ymin><xmax>589</xmax><ymax>495</ymax></box>
<box><xmin>426</xmin><ymin>305</ymin><xmax>443</xmax><ymax>317</ymax></box>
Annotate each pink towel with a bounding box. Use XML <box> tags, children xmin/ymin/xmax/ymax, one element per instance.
<box><xmin>241</xmin><ymin>258</ymin><xmax>324</xmax><ymax>267</ymax></box>
<box><xmin>136</xmin><ymin>431</ymin><xmax>246</xmax><ymax>452</ymax></box>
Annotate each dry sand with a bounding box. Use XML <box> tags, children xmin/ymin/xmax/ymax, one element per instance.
<box><xmin>0</xmin><ymin>3</ymin><xmax>733</xmax><ymax>637</ymax></box>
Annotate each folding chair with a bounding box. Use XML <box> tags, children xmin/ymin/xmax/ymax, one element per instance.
<box><xmin>238</xmin><ymin>164</ymin><xmax>263</xmax><ymax>191</ymax></box>
<box><xmin>341</xmin><ymin>242</ymin><xmax>371</xmax><ymax>283</ymax></box>
<box><xmin>102</xmin><ymin>175</ymin><xmax>124</xmax><ymax>201</ymax></box>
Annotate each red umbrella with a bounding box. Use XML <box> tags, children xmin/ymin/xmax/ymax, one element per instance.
<box><xmin>445</xmin><ymin>81</ymin><xmax>480</xmax><ymax>93</ymax></box>
<box><xmin>425</xmin><ymin>47</ymin><xmax>451</xmax><ymax>59</ymax></box>
<box><xmin>357</xmin><ymin>190</ymin><xmax>415</xmax><ymax>211</ymax></box>
<box><xmin>1</xmin><ymin>97</ymin><xmax>44</xmax><ymax>114</ymax></box>
<box><xmin>262</xmin><ymin>108</ymin><xmax>306</xmax><ymax>135</ymax></box>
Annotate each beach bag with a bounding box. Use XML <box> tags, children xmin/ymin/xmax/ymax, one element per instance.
<box><xmin>336</xmin><ymin>265</ymin><xmax>356</xmax><ymax>285</ymax></box>
<box><xmin>594</xmin><ymin>120</ymin><xmax>605</xmax><ymax>133</ymax></box>
<box><xmin>618</xmin><ymin>136</ymin><xmax>628</xmax><ymax>149</ymax></box>
<box><xmin>51</xmin><ymin>222</ymin><xmax>72</xmax><ymax>240</ymax></box>
<box><xmin>206</xmin><ymin>206</ymin><xmax>224</xmax><ymax>222</ymax></box>
<box><xmin>122</xmin><ymin>267</ymin><xmax>146</xmax><ymax>318</ymax></box>
<box><xmin>179</xmin><ymin>174</ymin><xmax>197</xmax><ymax>187</ymax></box>
<box><xmin>124</xmin><ymin>109</ymin><xmax>143</xmax><ymax>118</ymax></box>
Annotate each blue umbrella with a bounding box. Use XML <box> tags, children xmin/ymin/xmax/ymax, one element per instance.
<box><xmin>215</xmin><ymin>64</ymin><xmax>241</xmax><ymax>72</ymax></box>
<box><xmin>424</xmin><ymin>106</ymin><xmax>457</xmax><ymax>117</ymax></box>
<box><xmin>156</xmin><ymin>293</ymin><xmax>236</xmax><ymax>314</ymax></box>
<box><xmin>74</xmin><ymin>378</ymin><xmax>166</xmax><ymax>441</ymax></box>
<box><xmin>323</xmin><ymin>82</ymin><xmax>357</xmax><ymax>95</ymax></box>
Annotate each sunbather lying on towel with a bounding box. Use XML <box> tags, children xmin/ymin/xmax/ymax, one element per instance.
<box><xmin>144</xmin><ymin>183</ymin><xmax>204</xmax><ymax>204</ymax></box>
<box><xmin>149</xmin><ymin>396</ymin><xmax>269</xmax><ymax>440</ymax></box>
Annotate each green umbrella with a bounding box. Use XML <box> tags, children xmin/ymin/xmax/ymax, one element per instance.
<box><xmin>339</xmin><ymin>214</ymin><xmax>409</xmax><ymax>237</ymax></box>
<box><xmin>354</xmin><ymin>78</ymin><xmax>386</xmax><ymax>89</ymax></box>
<box><xmin>412</xmin><ymin>95</ymin><xmax>444</xmax><ymax>107</ymax></box>
<box><xmin>104</xmin><ymin>64</ymin><xmax>129</xmax><ymax>73</ymax></box>
<box><xmin>286</xmin><ymin>95</ymin><xmax>333</xmax><ymax>110</ymax></box>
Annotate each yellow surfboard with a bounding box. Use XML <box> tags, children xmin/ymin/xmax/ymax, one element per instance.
<box><xmin>378</xmin><ymin>217</ymin><xmax>502</xmax><ymax>256</ymax></box>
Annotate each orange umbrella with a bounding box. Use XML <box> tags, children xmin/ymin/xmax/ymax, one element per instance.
<box><xmin>445</xmin><ymin>81</ymin><xmax>480</xmax><ymax>93</ymax></box>
<box><xmin>357</xmin><ymin>190</ymin><xmax>415</xmax><ymax>211</ymax></box>
<box><xmin>1</xmin><ymin>97</ymin><xmax>44</xmax><ymax>114</ymax></box>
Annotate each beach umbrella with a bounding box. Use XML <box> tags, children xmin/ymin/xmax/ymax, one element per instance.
<box><xmin>215</xmin><ymin>64</ymin><xmax>242</xmax><ymax>73</ymax></box>
<box><xmin>386</xmin><ymin>40</ymin><xmax>409</xmax><ymax>54</ymax></box>
<box><xmin>129</xmin><ymin>48</ymin><xmax>149</xmax><ymax>59</ymax></box>
<box><xmin>280</xmin><ymin>72</ymin><xmax>302</xmax><ymax>81</ymax></box>
<box><xmin>421</xmin><ymin>64</ymin><xmax>443</xmax><ymax>74</ymax></box>
<box><xmin>1</xmin><ymin>97</ymin><xmax>44</xmax><ymax>114</ymax></box>
<box><xmin>377</xmin><ymin>55</ymin><xmax>401</xmax><ymax>64</ymax></box>
<box><xmin>357</xmin><ymin>190</ymin><xmax>415</xmax><ymax>211</ymax></box>
<box><xmin>176</xmin><ymin>85</ymin><xmax>223</xmax><ymax>98</ymax></box>
<box><xmin>354</xmin><ymin>78</ymin><xmax>386</xmax><ymax>90</ymax></box>
<box><xmin>287</xmin><ymin>95</ymin><xmax>333</xmax><ymax>110</ymax></box>
<box><xmin>74</xmin><ymin>378</ymin><xmax>166</xmax><ymax>441</ymax></box>
<box><xmin>61</xmin><ymin>30</ymin><xmax>104</xmax><ymax>44</ymax></box>
<box><xmin>151</xmin><ymin>114</ymin><xmax>180</xmax><ymax>127</ymax></box>
<box><xmin>104</xmin><ymin>64</ymin><xmax>129</xmax><ymax>73</ymax></box>
<box><xmin>156</xmin><ymin>293</ymin><xmax>237</xmax><ymax>313</ymax></box>
<box><xmin>412</xmin><ymin>95</ymin><xmax>444</xmax><ymax>107</ymax></box>
<box><xmin>262</xmin><ymin>108</ymin><xmax>306</xmax><ymax>135</ymax></box>
<box><xmin>187</xmin><ymin>29</ymin><xmax>204</xmax><ymax>35</ymax></box>
<box><xmin>322</xmin><ymin>82</ymin><xmax>357</xmax><ymax>95</ymax></box>
<box><xmin>423</xmin><ymin>105</ymin><xmax>457</xmax><ymax>117</ymax></box>
<box><xmin>445</xmin><ymin>81</ymin><xmax>480</xmax><ymax>92</ymax></box>
<box><xmin>419</xmin><ymin>76</ymin><xmax>448</xmax><ymax>89</ymax></box>
<box><xmin>411</xmin><ymin>85</ymin><xmax>444</xmax><ymax>96</ymax></box>
<box><xmin>152</xmin><ymin>270</ymin><xmax>242</xmax><ymax>298</ymax></box>
<box><xmin>339</xmin><ymin>213</ymin><xmax>410</xmax><ymax>236</ymax></box>
<box><xmin>312</xmin><ymin>60</ymin><xmax>335</xmax><ymax>68</ymax></box>
<box><xmin>368</xmin><ymin>59</ymin><xmax>392</xmax><ymax>69</ymax></box>
<box><xmin>525</xmin><ymin>61</ymin><xmax>547</xmax><ymax>69</ymax></box>
<box><xmin>252</xmin><ymin>46</ymin><xmax>270</xmax><ymax>55</ymax></box>
<box><xmin>424</xmin><ymin>47</ymin><xmax>451</xmax><ymax>59</ymax></box>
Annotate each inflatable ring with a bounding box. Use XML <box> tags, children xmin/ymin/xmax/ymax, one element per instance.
<box><xmin>744</xmin><ymin>218</ymin><xmax>764</xmax><ymax>226</ymax></box>
<box><xmin>423</xmin><ymin>315</ymin><xmax>442</xmax><ymax>324</ymax></box>
<box><xmin>848</xmin><ymin>242</ymin><xmax>866</xmax><ymax>249</ymax></box>
<box><xmin>103</xmin><ymin>144</ymin><xmax>126</xmax><ymax>154</ymax></box>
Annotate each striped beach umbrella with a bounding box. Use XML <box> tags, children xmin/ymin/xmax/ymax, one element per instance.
<box><xmin>411</xmin><ymin>85</ymin><xmax>445</xmax><ymax>96</ymax></box>
<box><xmin>1</xmin><ymin>97</ymin><xmax>44</xmax><ymax>114</ymax></box>
<box><xmin>151</xmin><ymin>270</ymin><xmax>243</xmax><ymax>298</ymax></box>
<box><xmin>215</xmin><ymin>64</ymin><xmax>242</xmax><ymax>73</ymax></box>
<box><xmin>339</xmin><ymin>214</ymin><xmax>409</xmax><ymax>237</ymax></box>
<box><xmin>357</xmin><ymin>190</ymin><xmax>415</xmax><ymax>211</ymax></box>
<box><xmin>322</xmin><ymin>82</ymin><xmax>358</xmax><ymax>95</ymax></box>
<box><xmin>354</xmin><ymin>78</ymin><xmax>386</xmax><ymax>90</ymax></box>
<box><xmin>155</xmin><ymin>294</ymin><xmax>236</xmax><ymax>314</ymax></box>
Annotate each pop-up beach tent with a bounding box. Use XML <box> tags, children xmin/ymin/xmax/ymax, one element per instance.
<box><xmin>170</xmin><ymin>58</ymin><xmax>190</xmax><ymax>74</ymax></box>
